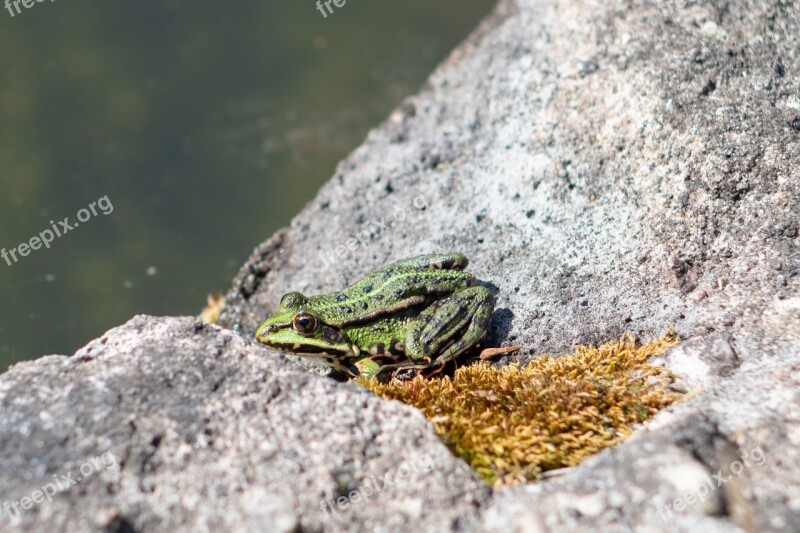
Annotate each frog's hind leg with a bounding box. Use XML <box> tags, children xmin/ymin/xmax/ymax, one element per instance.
<box><xmin>404</xmin><ymin>286</ymin><xmax>495</xmax><ymax>365</ymax></box>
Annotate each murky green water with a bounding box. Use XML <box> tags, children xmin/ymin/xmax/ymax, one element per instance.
<box><xmin>0</xmin><ymin>1</ymin><xmax>496</xmax><ymax>369</ymax></box>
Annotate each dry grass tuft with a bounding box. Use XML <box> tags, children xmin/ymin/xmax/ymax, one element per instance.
<box><xmin>361</xmin><ymin>333</ymin><xmax>682</xmax><ymax>486</ymax></box>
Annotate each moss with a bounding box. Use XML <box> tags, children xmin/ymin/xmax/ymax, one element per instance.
<box><xmin>360</xmin><ymin>333</ymin><xmax>682</xmax><ymax>486</ymax></box>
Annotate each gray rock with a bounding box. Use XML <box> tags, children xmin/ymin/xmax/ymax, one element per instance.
<box><xmin>2</xmin><ymin>0</ymin><xmax>799</xmax><ymax>531</ymax></box>
<box><xmin>0</xmin><ymin>316</ymin><xmax>489</xmax><ymax>532</ymax></box>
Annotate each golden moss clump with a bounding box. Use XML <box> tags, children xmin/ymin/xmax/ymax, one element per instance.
<box><xmin>361</xmin><ymin>333</ymin><xmax>682</xmax><ymax>486</ymax></box>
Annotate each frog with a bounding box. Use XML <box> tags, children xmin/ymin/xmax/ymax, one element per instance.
<box><xmin>254</xmin><ymin>253</ymin><xmax>495</xmax><ymax>378</ymax></box>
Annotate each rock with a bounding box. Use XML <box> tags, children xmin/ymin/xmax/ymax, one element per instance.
<box><xmin>2</xmin><ymin>0</ymin><xmax>799</xmax><ymax>531</ymax></box>
<box><xmin>0</xmin><ymin>316</ymin><xmax>489</xmax><ymax>532</ymax></box>
<box><xmin>650</xmin><ymin>334</ymin><xmax>739</xmax><ymax>391</ymax></box>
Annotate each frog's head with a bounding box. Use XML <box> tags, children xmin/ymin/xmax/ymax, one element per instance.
<box><xmin>255</xmin><ymin>291</ymin><xmax>358</xmax><ymax>362</ymax></box>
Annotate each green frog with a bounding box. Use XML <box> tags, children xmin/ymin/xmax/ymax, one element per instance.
<box><xmin>255</xmin><ymin>253</ymin><xmax>495</xmax><ymax>378</ymax></box>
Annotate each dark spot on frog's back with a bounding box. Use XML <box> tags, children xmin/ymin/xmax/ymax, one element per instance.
<box><xmin>374</xmin><ymin>294</ymin><xmax>384</xmax><ymax>301</ymax></box>
<box><xmin>394</xmin><ymin>287</ymin><xmax>405</xmax><ymax>298</ymax></box>
<box><xmin>381</xmin><ymin>269</ymin><xmax>395</xmax><ymax>280</ymax></box>
<box><xmin>341</xmin><ymin>307</ymin><xmax>353</xmax><ymax>315</ymax></box>
<box><xmin>362</xmin><ymin>284</ymin><xmax>373</xmax><ymax>293</ymax></box>
<box><xmin>360</xmin><ymin>301</ymin><xmax>369</xmax><ymax>310</ymax></box>
<box><xmin>335</xmin><ymin>294</ymin><xmax>348</xmax><ymax>303</ymax></box>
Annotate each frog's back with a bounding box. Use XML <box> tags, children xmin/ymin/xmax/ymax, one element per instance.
<box><xmin>309</xmin><ymin>253</ymin><xmax>475</xmax><ymax>326</ymax></box>
<box><xmin>383</xmin><ymin>253</ymin><xmax>469</xmax><ymax>272</ymax></box>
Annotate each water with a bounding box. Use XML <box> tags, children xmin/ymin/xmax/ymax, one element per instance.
<box><xmin>0</xmin><ymin>1</ymin><xmax>496</xmax><ymax>369</ymax></box>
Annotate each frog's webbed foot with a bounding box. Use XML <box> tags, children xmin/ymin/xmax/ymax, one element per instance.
<box><xmin>353</xmin><ymin>352</ymin><xmax>412</xmax><ymax>379</ymax></box>
<box><xmin>404</xmin><ymin>285</ymin><xmax>495</xmax><ymax>365</ymax></box>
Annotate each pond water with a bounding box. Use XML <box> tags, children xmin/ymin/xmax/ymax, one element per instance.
<box><xmin>0</xmin><ymin>1</ymin><xmax>496</xmax><ymax>369</ymax></box>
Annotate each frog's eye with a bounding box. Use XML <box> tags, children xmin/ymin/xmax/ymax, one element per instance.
<box><xmin>292</xmin><ymin>312</ymin><xmax>317</xmax><ymax>335</ymax></box>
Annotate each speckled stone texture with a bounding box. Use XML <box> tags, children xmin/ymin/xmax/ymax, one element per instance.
<box><xmin>2</xmin><ymin>0</ymin><xmax>799</xmax><ymax>531</ymax></box>
<box><xmin>0</xmin><ymin>316</ymin><xmax>489</xmax><ymax>532</ymax></box>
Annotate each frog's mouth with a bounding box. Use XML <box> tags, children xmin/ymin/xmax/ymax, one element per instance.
<box><xmin>268</xmin><ymin>342</ymin><xmax>356</xmax><ymax>357</ymax></box>
<box><xmin>256</xmin><ymin>324</ymin><xmax>358</xmax><ymax>360</ymax></box>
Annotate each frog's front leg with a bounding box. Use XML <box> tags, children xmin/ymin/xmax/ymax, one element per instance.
<box><xmin>404</xmin><ymin>286</ymin><xmax>495</xmax><ymax>364</ymax></box>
